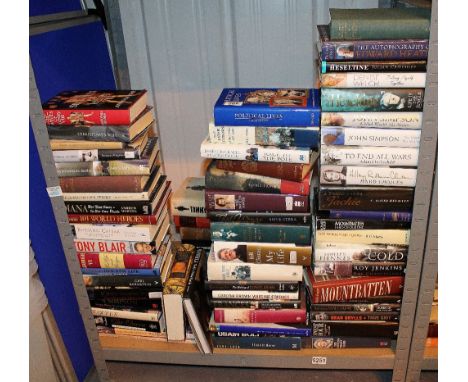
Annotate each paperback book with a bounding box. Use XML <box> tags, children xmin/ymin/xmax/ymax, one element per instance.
<box><xmin>320</xmin><ymin>112</ymin><xmax>423</xmax><ymax>129</ymax></box>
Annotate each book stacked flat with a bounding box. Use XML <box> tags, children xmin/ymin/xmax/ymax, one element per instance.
<box><xmin>200</xmin><ymin>88</ymin><xmax>321</xmax><ymax>351</ymax></box>
<box><xmin>170</xmin><ymin>177</ymin><xmax>211</xmax><ymax>246</ymax></box>
<box><xmin>305</xmin><ymin>7</ymin><xmax>431</xmax><ymax>349</ymax></box>
<box><xmin>43</xmin><ymin>90</ymin><xmax>173</xmax><ymax>339</ymax></box>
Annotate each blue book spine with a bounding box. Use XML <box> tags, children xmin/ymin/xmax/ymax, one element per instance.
<box><xmin>81</xmin><ymin>267</ymin><xmax>161</xmax><ymax>276</ymax></box>
<box><xmin>214</xmin><ymin>88</ymin><xmax>321</xmax><ymax>127</ymax></box>
<box><xmin>328</xmin><ymin>210</ymin><xmax>413</xmax><ymax>223</ymax></box>
<box><xmin>213</xmin><ymin>323</ymin><xmax>311</xmax><ymax>336</ymax></box>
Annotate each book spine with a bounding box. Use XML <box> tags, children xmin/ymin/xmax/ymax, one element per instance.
<box><xmin>215</xmin><ymin>160</ymin><xmax>309</xmax><ymax>182</ymax></box>
<box><xmin>311</xmin><ymin>336</ymin><xmax>392</xmax><ymax>349</ymax></box>
<box><xmin>328</xmin><ymin>210</ymin><xmax>413</xmax><ymax>221</ymax></box>
<box><xmin>211</xmin><ymin>290</ymin><xmax>298</xmax><ymax>300</ymax></box>
<box><xmin>210</xmin><ymin>222</ymin><xmax>311</xmax><ymax>245</ymax></box>
<box><xmin>314</xmin><ymin>245</ymin><xmax>408</xmax><ymax>262</ymax></box>
<box><xmin>173</xmin><ymin>215</ymin><xmax>211</xmax><ymax>228</ymax></box>
<box><xmin>320</xmin><ymin>111</ymin><xmax>423</xmax><ymax>129</ymax></box>
<box><xmin>91</xmin><ymin>307</ymin><xmax>160</xmax><ymax>321</ymax></box>
<box><xmin>94</xmin><ymin>316</ymin><xmax>162</xmax><ymax>332</ymax></box>
<box><xmin>179</xmin><ymin>227</ymin><xmax>211</xmax><ymax>241</ymax></box>
<box><xmin>205</xmin><ymin>190</ymin><xmax>309</xmax><ymax>213</ymax></box>
<box><xmin>311</xmin><ymin>276</ymin><xmax>405</xmax><ymax>303</ymax></box>
<box><xmin>68</xmin><ymin>214</ymin><xmax>159</xmax><ymax>225</ymax></box>
<box><xmin>205</xmin><ymin>281</ymin><xmax>299</xmax><ymax>292</ymax></box>
<box><xmin>321</xmin><ymin>60</ymin><xmax>427</xmax><ymax>73</ymax></box>
<box><xmin>74</xmin><ymin>238</ymin><xmax>157</xmax><ymax>254</ymax></box>
<box><xmin>311</xmin><ymin>295</ymin><xmax>403</xmax><ymax>305</ymax></box>
<box><xmin>91</xmin><ymin>301</ymin><xmax>161</xmax><ymax>311</ymax></box>
<box><xmin>63</xmin><ymin>191</ymin><xmax>150</xmax><ymax>202</ymax></box>
<box><xmin>320</xmin><ymin>165</ymin><xmax>417</xmax><ymax>188</ymax></box>
<box><xmin>313</xmin><ymin>262</ymin><xmax>406</xmax><ymax>277</ymax></box>
<box><xmin>66</xmin><ymin>200</ymin><xmax>154</xmax><ymax>215</ymax></box>
<box><xmin>55</xmin><ymin>160</ymin><xmax>151</xmax><ymax>177</ymax></box>
<box><xmin>315</xmin><ymin>229</ymin><xmax>410</xmax><ymax>246</ymax></box>
<box><xmin>321</xmin><ymin>127</ymin><xmax>421</xmax><ymax>148</ymax></box>
<box><xmin>201</xmin><ymin>140</ymin><xmax>310</xmax><ymax>164</ymax></box>
<box><xmin>211</xmin><ymin>335</ymin><xmax>302</xmax><ymax>350</ymax></box>
<box><xmin>53</xmin><ymin>148</ymin><xmax>143</xmax><ymax>162</ymax></box>
<box><xmin>210</xmin><ymin>323</ymin><xmax>311</xmax><ymax>336</ymax></box>
<box><xmin>207</xmin><ymin>261</ymin><xmax>303</xmax><ymax>282</ymax></box>
<box><xmin>59</xmin><ymin>175</ymin><xmax>147</xmax><ymax>192</ymax></box>
<box><xmin>171</xmin><ymin>196</ymin><xmax>206</xmax><ymax>217</ymax></box>
<box><xmin>311</xmin><ymin>321</ymin><xmax>398</xmax><ymax>338</ymax></box>
<box><xmin>321</xmin><ymin>146</ymin><xmax>419</xmax><ymax>167</ymax></box>
<box><xmin>163</xmin><ymin>243</ymin><xmax>197</xmax><ymax>295</ymax></box>
<box><xmin>310</xmin><ymin>312</ymin><xmax>399</xmax><ymax>321</ymax></box>
<box><xmin>208</xmin><ymin>123</ymin><xmax>320</xmax><ymax>148</ymax></box>
<box><xmin>311</xmin><ymin>303</ymin><xmax>401</xmax><ymax>313</ymax></box>
<box><xmin>206</xmin><ymin>162</ymin><xmax>310</xmax><ymax>195</ymax></box>
<box><xmin>43</xmin><ymin>107</ymin><xmax>132</xmax><ymax>125</ymax></box>
<box><xmin>47</xmin><ymin>124</ymin><xmax>132</xmax><ymax>142</ymax></box>
<box><xmin>214</xmin><ymin>308</ymin><xmax>306</xmax><ymax>324</ymax></box>
<box><xmin>83</xmin><ymin>274</ymin><xmax>162</xmax><ymax>288</ymax></box>
<box><xmin>82</xmin><ymin>267</ymin><xmax>160</xmax><ymax>276</ymax></box>
<box><xmin>321</xmin><ymin>88</ymin><xmax>425</xmax><ymax>112</ymax></box>
<box><xmin>73</xmin><ymin>224</ymin><xmax>154</xmax><ymax>242</ymax></box>
<box><xmin>321</xmin><ymin>72</ymin><xmax>426</xmax><ymax>88</ymax></box>
<box><xmin>209</xmin><ymin>211</ymin><xmax>311</xmax><ymax>225</ymax></box>
<box><xmin>209</xmin><ymin>298</ymin><xmax>302</xmax><ymax>310</ymax></box>
<box><xmin>316</xmin><ymin>218</ymin><xmax>410</xmax><ymax>230</ymax></box>
<box><xmin>78</xmin><ymin>252</ymin><xmax>155</xmax><ymax>269</ymax></box>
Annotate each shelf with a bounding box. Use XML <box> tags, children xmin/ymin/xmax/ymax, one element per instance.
<box><xmin>100</xmin><ymin>334</ymin><xmax>396</xmax><ymax>369</ymax></box>
<box><xmin>422</xmin><ymin>346</ymin><xmax>438</xmax><ymax>371</ymax></box>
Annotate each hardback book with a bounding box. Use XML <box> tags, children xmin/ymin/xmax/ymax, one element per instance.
<box><xmin>310</xmin><ymin>311</ymin><xmax>399</xmax><ymax>322</ymax></box>
<box><xmin>60</xmin><ymin>174</ymin><xmax>150</xmax><ymax>193</ymax></box>
<box><xmin>68</xmin><ymin>212</ymin><xmax>165</xmax><ymax>225</ymax></box>
<box><xmin>87</xmin><ymin>288</ymin><xmax>162</xmax><ymax>306</ymax></box>
<box><xmin>204</xmin><ymin>280</ymin><xmax>299</xmax><ymax>292</ymax></box>
<box><xmin>173</xmin><ymin>215</ymin><xmax>211</xmax><ymax>229</ymax></box>
<box><xmin>315</xmin><ymin>228</ymin><xmax>411</xmax><ymax>246</ymax></box>
<box><xmin>211</xmin><ymin>290</ymin><xmax>299</xmax><ymax>301</ymax></box>
<box><xmin>211</xmin><ymin>334</ymin><xmax>303</xmax><ymax>351</ymax></box>
<box><xmin>311</xmin><ymin>321</ymin><xmax>399</xmax><ymax>338</ymax></box>
<box><xmin>321</xmin><ymin>146</ymin><xmax>419</xmax><ymax>167</ymax></box>
<box><xmin>170</xmin><ymin>177</ymin><xmax>206</xmax><ymax>217</ymax></box>
<box><xmin>314</xmin><ymin>244</ymin><xmax>408</xmax><ymax>263</ymax></box>
<box><xmin>46</xmin><ymin>107</ymin><xmax>154</xmax><ymax>143</ymax></box>
<box><xmin>90</xmin><ymin>307</ymin><xmax>161</xmax><ymax>322</ymax></box>
<box><xmin>313</xmin><ymin>262</ymin><xmax>406</xmax><ymax>277</ymax></box>
<box><xmin>320</xmin><ymin>112</ymin><xmax>423</xmax><ymax>129</ymax></box>
<box><xmin>205</xmin><ymin>160</ymin><xmax>311</xmax><ymax>195</ymax></box>
<box><xmin>83</xmin><ymin>274</ymin><xmax>163</xmax><ymax>288</ymax></box>
<box><xmin>321</xmin><ymin>127</ymin><xmax>421</xmax><ymax>148</ymax></box>
<box><xmin>42</xmin><ymin>90</ymin><xmax>148</xmax><ymax>125</ymax></box>
<box><xmin>82</xmin><ymin>267</ymin><xmax>162</xmax><ymax>277</ymax></box>
<box><xmin>311</xmin><ymin>302</ymin><xmax>401</xmax><ymax>313</ymax></box>
<box><xmin>312</xmin><ymin>295</ymin><xmax>402</xmax><ymax>305</ymax></box>
<box><xmin>213</xmin><ymin>88</ymin><xmax>321</xmax><ymax>127</ymax></box>
<box><xmin>326</xmin><ymin>210</ymin><xmax>413</xmax><ymax>222</ymax></box>
<box><xmin>317</xmin><ymin>25</ymin><xmax>429</xmax><ymax>61</ymax></box>
<box><xmin>315</xmin><ymin>217</ymin><xmax>410</xmax><ymax>230</ymax></box>
<box><xmin>205</xmin><ymin>189</ymin><xmax>309</xmax><ymax>213</ymax></box>
<box><xmin>212</xmin><ymin>240</ymin><xmax>312</xmax><ymax>266</ymax></box>
<box><xmin>319</xmin><ymin>165</ymin><xmax>417</xmax><ymax>188</ymax></box>
<box><xmin>303</xmin><ymin>269</ymin><xmax>404</xmax><ymax>304</ymax></box>
<box><xmin>319</xmin><ymin>187</ymin><xmax>414</xmax><ymax>212</ymax></box>
<box><xmin>210</xmin><ymin>222</ymin><xmax>311</xmax><ymax>245</ymax></box>
<box><xmin>207</xmin><ymin>245</ymin><xmax>303</xmax><ymax>282</ymax></box>
<box><xmin>321</xmin><ymin>88</ymin><xmax>425</xmax><ymax>112</ymax></box>
<box><xmin>213</xmin><ymin>308</ymin><xmax>306</xmax><ymax>324</ymax></box>
<box><xmin>208</xmin><ymin>211</ymin><xmax>311</xmax><ymax>225</ymax></box>
<box><xmin>200</xmin><ymin>137</ymin><xmax>311</xmax><ymax>164</ymax></box>
<box><xmin>77</xmin><ymin>252</ymin><xmax>158</xmax><ymax>269</ymax></box>
<box><xmin>163</xmin><ymin>243</ymin><xmax>198</xmax><ymax>341</ymax></box>
<box><xmin>94</xmin><ymin>316</ymin><xmax>162</xmax><ymax>333</ymax></box>
<box><xmin>215</xmin><ymin>159</ymin><xmax>314</xmax><ymax>182</ymax></box>
<box><xmin>328</xmin><ymin>8</ymin><xmax>431</xmax><ymax>40</ymax></box>
<box><xmin>311</xmin><ymin>336</ymin><xmax>391</xmax><ymax>349</ymax></box>
<box><xmin>179</xmin><ymin>227</ymin><xmax>211</xmax><ymax>242</ymax></box>
<box><xmin>320</xmin><ymin>60</ymin><xmax>427</xmax><ymax>73</ymax></box>
<box><xmin>208</xmin><ymin>297</ymin><xmax>302</xmax><ymax>310</ymax></box>
<box><xmin>321</xmin><ymin>72</ymin><xmax>426</xmax><ymax>88</ymax></box>
<box><xmin>208</xmin><ymin>121</ymin><xmax>320</xmax><ymax>148</ymax></box>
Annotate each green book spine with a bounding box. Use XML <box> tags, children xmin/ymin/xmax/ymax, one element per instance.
<box><xmin>210</xmin><ymin>222</ymin><xmax>311</xmax><ymax>245</ymax></box>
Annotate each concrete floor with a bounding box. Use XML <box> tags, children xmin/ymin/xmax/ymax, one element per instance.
<box><xmin>107</xmin><ymin>362</ymin><xmax>438</xmax><ymax>382</ymax></box>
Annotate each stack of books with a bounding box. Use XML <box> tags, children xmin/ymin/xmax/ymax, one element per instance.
<box><xmin>42</xmin><ymin>90</ymin><xmax>173</xmax><ymax>339</ymax></box>
<box><xmin>200</xmin><ymin>88</ymin><xmax>321</xmax><ymax>351</ymax></box>
<box><xmin>304</xmin><ymin>7</ymin><xmax>431</xmax><ymax>349</ymax></box>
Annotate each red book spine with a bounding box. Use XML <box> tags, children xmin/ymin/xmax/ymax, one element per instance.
<box><xmin>213</xmin><ymin>308</ymin><xmax>307</xmax><ymax>324</ymax></box>
<box><xmin>77</xmin><ymin>252</ymin><xmax>153</xmax><ymax>269</ymax></box>
<box><xmin>43</xmin><ymin>109</ymin><xmax>131</xmax><ymax>126</ymax></box>
<box><xmin>60</xmin><ymin>176</ymin><xmax>145</xmax><ymax>192</ymax></box>
<box><xmin>68</xmin><ymin>214</ymin><xmax>159</xmax><ymax>225</ymax></box>
<box><xmin>173</xmin><ymin>215</ymin><xmax>211</xmax><ymax>228</ymax></box>
<box><xmin>280</xmin><ymin>178</ymin><xmax>310</xmax><ymax>195</ymax></box>
<box><xmin>205</xmin><ymin>189</ymin><xmax>309</xmax><ymax>213</ymax></box>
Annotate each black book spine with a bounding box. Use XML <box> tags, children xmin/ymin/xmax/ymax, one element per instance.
<box><xmin>66</xmin><ymin>200</ymin><xmax>153</xmax><ymax>215</ymax></box>
<box><xmin>211</xmin><ymin>334</ymin><xmax>302</xmax><ymax>350</ymax></box>
<box><xmin>311</xmin><ymin>336</ymin><xmax>392</xmax><ymax>348</ymax></box>
<box><xmin>310</xmin><ymin>303</ymin><xmax>401</xmax><ymax>313</ymax></box>
<box><xmin>310</xmin><ymin>311</ymin><xmax>400</xmax><ymax>321</ymax></box>
<box><xmin>208</xmin><ymin>211</ymin><xmax>311</xmax><ymax>225</ymax></box>
<box><xmin>208</xmin><ymin>297</ymin><xmax>302</xmax><ymax>310</ymax></box>
<box><xmin>316</xmin><ymin>218</ymin><xmax>411</xmax><ymax>230</ymax></box>
<box><xmin>311</xmin><ymin>321</ymin><xmax>399</xmax><ymax>338</ymax></box>
<box><xmin>47</xmin><ymin>125</ymin><xmax>131</xmax><ymax>142</ymax></box>
<box><xmin>204</xmin><ymin>281</ymin><xmax>299</xmax><ymax>292</ymax></box>
<box><xmin>82</xmin><ymin>275</ymin><xmax>162</xmax><ymax>288</ymax></box>
<box><xmin>94</xmin><ymin>316</ymin><xmax>161</xmax><ymax>332</ymax></box>
<box><xmin>98</xmin><ymin>148</ymin><xmax>141</xmax><ymax>160</ymax></box>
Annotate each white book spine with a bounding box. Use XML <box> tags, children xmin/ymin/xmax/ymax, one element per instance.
<box><xmin>73</xmin><ymin>224</ymin><xmax>154</xmax><ymax>242</ymax></box>
<box><xmin>321</xmin><ymin>112</ymin><xmax>423</xmax><ymax>129</ymax></box>
<box><xmin>321</xmin><ymin>146</ymin><xmax>419</xmax><ymax>167</ymax></box>
<box><xmin>53</xmin><ymin>149</ymin><xmax>99</xmax><ymax>162</ymax></box>
<box><xmin>320</xmin><ymin>165</ymin><xmax>417</xmax><ymax>187</ymax></box>
<box><xmin>63</xmin><ymin>191</ymin><xmax>150</xmax><ymax>201</ymax></box>
<box><xmin>207</xmin><ymin>261</ymin><xmax>302</xmax><ymax>282</ymax></box>
<box><xmin>91</xmin><ymin>307</ymin><xmax>160</xmax><ymax>322</ymax></box>
<box><xmin>200</xmin><ymin>138</ymin><xmax>310</xmax><ymax>164</ymax></box>
<box><xmin>314</xmin><ymin>246</ymin><xmax>407</xmax><ymax>262</ymax></box>
<box><xmin>321</xmin><ymin>127</ymin><xmax>421</xmax><ymax>148</ymax></box>
<box><xmin>321</xmin><ymin>72</ymin><xmax>427</xmax><ymax>88</ymax></box>
<box><xmin>211</xmin><ymin>290</ymin><xmax>299</xmax><ymax>300</ymax></box>
<box><xmin>315</xmin><ymin>230</ymin><xmax>411</xmax><ymax>246</ymax></box>
<box><xmin>209</xmin><ymin>122</ymin><xmax>256</xmax><ymax>145</ymax></box>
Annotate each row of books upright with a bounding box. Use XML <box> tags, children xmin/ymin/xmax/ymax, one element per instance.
<box><xmin>306</xmin><ymin>6</ymin><xmax>431</xmax><ymax>347</ymax></box>
<box><xmin>43</xmin><ymin>90</ymin><xmax>174</xmax><ymax>340</ymax></box>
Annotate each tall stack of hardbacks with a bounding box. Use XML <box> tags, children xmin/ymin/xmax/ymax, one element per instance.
<box><xmin>43</xmin><ymin>90</ymin><xmax>173</xmax><ymax>339</ymax></box>
<box><xmin>199</xmin><ymin>88</ymin><xmax>321</xmax><ymax>351</ymax></box>
<box><xmin>304</xmin><ymin>7</ymin><xmax>431</xmax><ymax>349</ymax></box>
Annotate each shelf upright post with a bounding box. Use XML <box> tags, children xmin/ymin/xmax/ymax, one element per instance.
<box><xmin>29</xmin><ymin>59</ymin><xmax>112</xmax><ymax>382</ymax></box>
<box><xmin>390</xmin><ymin>0</ymin><xmax>438</xmax><ymax>381</ymax></box>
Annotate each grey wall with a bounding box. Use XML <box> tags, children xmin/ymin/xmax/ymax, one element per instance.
<box><xmin>116</xmin><ymin>0</ymin><xmax>378</xmax><ymax>190</ymax></box>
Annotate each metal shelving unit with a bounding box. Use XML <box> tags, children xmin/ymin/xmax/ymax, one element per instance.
<box><xmin>29</xmin><ymin>1</ymin><xmax>438</xmax><ymax>381</ymax></box>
